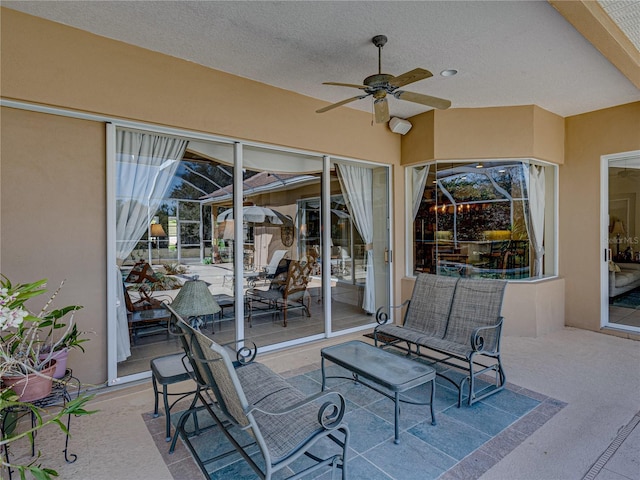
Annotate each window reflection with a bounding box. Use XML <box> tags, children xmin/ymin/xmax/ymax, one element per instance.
<box><xmin>411</xmin><ymin>160</ymin><xmax>555</xmax><ymax>279</ymax></box>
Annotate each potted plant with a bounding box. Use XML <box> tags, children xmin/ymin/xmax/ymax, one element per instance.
<box><xmin>0</xmin><ymin>276</ymin><xmax>84</xmax><ymax>397</ymax></box>
<box><xmin>0</xmin><ymin>275</ymin><xmax>97</xmax><ymax>479</ymax></box>
<box><xmin>38</xmin><ymin>305</ymin><xmax>88</xmax><ymax>379</ymax></box>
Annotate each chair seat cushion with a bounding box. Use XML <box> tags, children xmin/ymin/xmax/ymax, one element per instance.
<box><xmin>236</xmin><ymin>362</ymin><xmax>325</xmax><ymax>462</ymax></box>
<box><xmin>252</xmin><ymin>289</ymin><xmax>283</xmax><ymax>302</ymax></box>
<box><xmin>416</xmin><ymin>337</ymin><xmax>472</xmax><ymax>359</ymax></box>
<box><xmin>376</xmin><ymin>324</ymin><xmax>430</xmax><ymax>345</ymax></box>
<box><xmin>150</xmin><ymin>353</ymin><xmax>193</xmax><ymax>384</ymax></box>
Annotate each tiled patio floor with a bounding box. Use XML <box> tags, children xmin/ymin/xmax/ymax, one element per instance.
<box><xmin>6</xmin><ymin>328</ymin><xmax>638</xmax><ymax>480</ymax></box>
<box><xmin>145</xmin><ymin>361</ymin><xmax>566</xmax><ymax>480</ymax></box>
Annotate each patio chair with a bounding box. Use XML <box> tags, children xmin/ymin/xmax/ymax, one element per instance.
<box><xmin>248</xmin><ymin>259</ymin><xmax>312</xmax><ymax>327</ymax></box>
<box><xmin>172</xmin><ymin>313</ymin><xmax>349</xmax><ymax>480</ymax></box>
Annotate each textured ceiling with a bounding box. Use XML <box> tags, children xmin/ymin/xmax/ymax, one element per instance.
<box><xmin>3</xmin><ymin>1</ymin><xmax>640</xmax><ymax>119</ymax></box>
<box><xmin>598</xmin><ymin>0</ymin><xmax>640</xmax><ymax>51</ymax></box>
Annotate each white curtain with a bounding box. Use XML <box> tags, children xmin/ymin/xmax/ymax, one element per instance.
<box><xmin>116</xmin><ymin>131</ymin><xmax>186</xmax><ymax>261</ymax></box>
<box><xmin>115</xmin><ymin>266</ymin><xmax>131</xmax><ymax>362</ymax></box>
<box><xmin>337</xmin><ymin>164</ymin><xmax>375</xmax><ymax>313</ymax></box>
<box><xmin>412</xmin><ymin>165</ymin><xmax>430</xmax><ymax>220</ymax></box>
<box><xmin>527</xmin><ymin>165</ymin><xmax>546</xmax><ymax>277</ymax></box>
<box><xmin>115</xmin><ymin>130</ymin><xmax>187</xmax><ymax>362</ymax></box>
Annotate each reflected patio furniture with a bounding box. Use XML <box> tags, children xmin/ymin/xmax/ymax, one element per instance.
<box><xmin>260</xmin><ymin>249</ymin><xmax>289</xmax><ymax>279</ymax></box>
<box><xmin>123</xmin><ymin>283</ymin><xmax>171</xmax><ymax>344</ymax></box>
<box><xmin>330</xmin><ymin>246</ymin><xmax>351</xmax><ymax>276</ymax></box>
<box><xmin>503</xmin><ymin>240</ymin><xmax>529</xmax><ymax>278</ymax></box>
<box><xmin>247</xmin><ymin>259</ymin><xmax>312</xmax><ymax>327</ymax></box>
<box><xmin>480</xmin><ymin>240</ymin><xmax>510</xmax><ymax>270</ymax></box>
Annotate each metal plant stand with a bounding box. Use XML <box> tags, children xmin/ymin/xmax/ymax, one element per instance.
<box><xmin>1</xmin><ymin>370</ymin><xmax>81</xmax><ymax>479</ymax></box>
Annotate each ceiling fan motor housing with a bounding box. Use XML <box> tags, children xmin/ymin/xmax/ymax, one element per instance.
<box><xmin>364</xmin><ymin>73</ymin><xmax>394</xmax><ymax>90</ymax></box>
<box><xmin>372</xmin><ymin>35</ymin><xmax>388</xmax><ymax>48</ymax></box>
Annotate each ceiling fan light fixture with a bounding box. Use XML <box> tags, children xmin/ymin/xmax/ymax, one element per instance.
<box><xmin>440</xmin><ymin>69</ymin><xmax>458</xmax><ymax>77</ymax></box>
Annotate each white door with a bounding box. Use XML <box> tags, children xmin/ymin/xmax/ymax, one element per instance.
<box><xmin>602</xmin><ymin>151</ymin><xmax>640</xmax><ymax>333</ymax></box>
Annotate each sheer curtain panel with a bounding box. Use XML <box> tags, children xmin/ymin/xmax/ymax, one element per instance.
<box><xmin>528</xmin><ymin>165</ymin><xmax>545</xmax><ymax>277</ymax></box>
<box><xmin>114</xmin><ymin>129</ymin><xmax>187</xmax><ymax>361</ymax></box>
<box><xmin>337</xmin><ymin>164</ymin><xmax>375</xmax><ymax>313</ymax></box>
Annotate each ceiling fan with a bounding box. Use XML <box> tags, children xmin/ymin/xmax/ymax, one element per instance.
<box><xmin>316</xmin><ymin>35</ymin><xmax>452</xmax><ymax>124</ymax></box>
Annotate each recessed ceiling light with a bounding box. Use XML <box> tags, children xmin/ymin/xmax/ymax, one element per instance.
<box><xmin>440</xmin><ymin>69</ymin><xmax>458</xmax><ymax>77</ymax></box>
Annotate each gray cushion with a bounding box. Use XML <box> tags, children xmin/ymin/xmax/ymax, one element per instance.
<box><xmin>403</xmin><ymin>274</ymin><xmax>458</xmax><ymax>339</ymax></box>
<box><xmin>444</xmin><ymin>277</ymin><xmax>506</xmax><ymax>352</ymax></box>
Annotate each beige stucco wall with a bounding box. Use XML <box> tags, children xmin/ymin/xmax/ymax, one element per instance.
<box><xmin>563</xmin><ymin>102</ymin><xmax>640</xmax><ymax>332</ymax></box>
<box><xmin>1</xmin><ymin>108</ymin><xmax>107</xmax><ymax>384</ymax></box>
<box><xmin>401</xmin><ymin>105</ymin><xmax>565</xmax><ymax>165</ymax></box>
<box><xmin>0</xmin><ymin>8</ymin><xmax>400</xmax><ymax>385</ymax></box>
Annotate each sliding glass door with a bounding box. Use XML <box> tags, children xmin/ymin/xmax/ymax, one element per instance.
<box><xmin>604</xmin><ymin>151</ymin><xmax>640</xmax><ymax>333</ymax></box>
<box><xmin>110</xmin><ymin>126</ymin><xmax>391</xmax><ymax>382</ymax></box>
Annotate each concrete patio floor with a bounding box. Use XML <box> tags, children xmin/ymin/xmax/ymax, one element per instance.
<box><xmin>5</xmin><ymin>327</ymin><xmax>639</xmax><ymax>480</ymax></box>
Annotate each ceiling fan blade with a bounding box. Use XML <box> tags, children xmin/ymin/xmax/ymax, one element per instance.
<box><xmin>322</xmin><ymin>82</ymin><xmax>368</xmax><ymax>90</ymax></box>
<box><xmin>388</xmin><ymin>68</ymin><xmax>433</xmax><ymax>88</ymax></box>
<box><xmin>394</xmin><ymin>90</ymin><xmax>451</xmax><ymax>110</ymax></box>
<box><xmin>374</xmin><ymin>98</ymin><xmax>390</xmax><ymax>124</ymax></box>
<box><xmin>316</xmin><ymin>94</ymin><xmax>369</xmax><ymax>114</ymax></box>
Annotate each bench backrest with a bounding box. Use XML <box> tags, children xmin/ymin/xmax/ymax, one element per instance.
<box><xmin>444</xmin><ymin>277</ymin><xmax>507</xmax><ymax>351</ymax></box>
<box><xmin>404</xmin><ymin>274</ymin><xmax>459</xmax><ymax>338</ymax></box>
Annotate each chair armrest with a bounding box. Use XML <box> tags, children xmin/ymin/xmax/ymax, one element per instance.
<box><xmin>470</xmin><ymin>317</ymin><xmax>503</xmax><ymax>353</ymax></box>
<box><xmin>376</xmin><ymin>299</ymin><xmax>411</xmax><ymax>325</ymax></box>
<box><xmin>219</xmin><ymin>339</ymin><xmax>258</xmax><ymax>365</ymax></box>
<box><xmin>245</xmin><ymin>390</ymin><xmax>346</xmax><ymax>430</ymax></box>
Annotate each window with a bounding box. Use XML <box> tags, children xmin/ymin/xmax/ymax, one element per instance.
<box><xmin>409</xmin><ymin>159</ymin><xmax>556</xmax><ymax>280</ymax></box>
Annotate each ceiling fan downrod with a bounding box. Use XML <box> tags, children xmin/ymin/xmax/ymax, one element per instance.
<box><xmin>372</xmin><ymin>35</ymin><xmax>387</xmax><ymax>74</ymax></box>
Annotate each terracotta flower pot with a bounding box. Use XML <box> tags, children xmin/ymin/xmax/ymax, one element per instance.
<box><xmin>2</xmin><ymin>360</ymin><xmax>57</xmax><ymax>402</ymax></box>
<box><xmin>39</xmin><ymin>348</ymin><xmax>69</xmax><ymax>379</ymax></box>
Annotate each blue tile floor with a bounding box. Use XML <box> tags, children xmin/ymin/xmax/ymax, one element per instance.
<box><xmin>154</xmin><ymin>360</ymin><xmax>567</xmax><ymax>480</ymax></box>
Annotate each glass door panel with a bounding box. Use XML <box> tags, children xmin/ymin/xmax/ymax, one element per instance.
<box><xmin>116</xmin><ymin>132</ymin><xmax>235</xmax><ymax>379</ymax></box>
<box><xmin>331</xmin><ymin>161</ymin><xmax>390</xmax><ymax>332</ymax></box>
<box><xmin>219</xmin><ymin>145</ymin><xmax>324</xmax><ymax>349</ymax></box>
<box><xmin>607</xmin><ymin>153</ymin><xmax>640</xmax><ymax>331</ymax></box>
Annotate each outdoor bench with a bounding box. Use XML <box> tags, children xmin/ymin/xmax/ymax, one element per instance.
<box><xmin>374</xmin><ymin>273</ymin><xmax>507</xmax><ymax>407</ymax></box>
<box><xmin>168</xmin><ymin>304</ymin><xmax>349</xmax><ymax>480</ymax></box>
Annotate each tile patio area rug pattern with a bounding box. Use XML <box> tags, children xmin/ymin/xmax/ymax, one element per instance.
<box><xmin>144</xmin><ymin>360</ymin><xmax>566</xmax><ymax>480</ymax></box>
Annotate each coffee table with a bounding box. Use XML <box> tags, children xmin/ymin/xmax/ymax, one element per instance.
<box><xmin>321</xmin><ymin>340</ymin><xmax>436</xmax><ymax>444</ymax></box>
